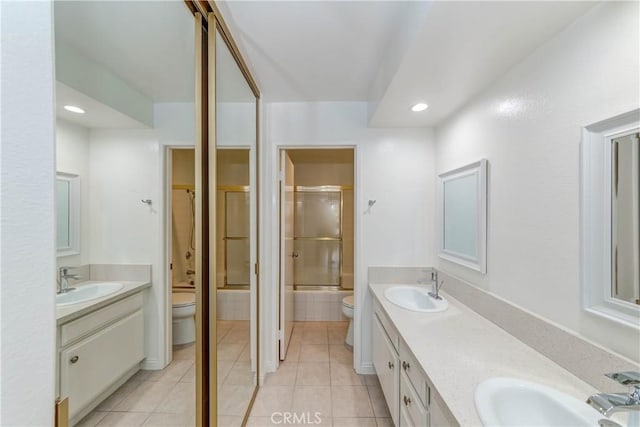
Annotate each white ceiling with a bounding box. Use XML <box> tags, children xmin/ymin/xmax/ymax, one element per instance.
<box><xmin>54</xmin><ymin>0</ymin><xmax>194</xmax><ymax>103</ymax></box>
<box><xmin>368</xmin><ymin>1</ymin><xmax>597</xmax><ymax>127</ymax></box>
<box><xmin>219</xmin><ymin>1</ymin><xmax>414</xmax><ymax>101</ymax></box>
<box><xmin>221</xmin><ymin>1</ymin><xmax>596</xmax><ymax>126</ymax></box>
<box><xmin>52</xmin><ymin>0</ymin><xmax>596</xmax><ymax>129</ymax></box>
<box><xmin>56</xmin><ymin>82</ymin><xmax>148</xmax><ymax>129</ymax></box>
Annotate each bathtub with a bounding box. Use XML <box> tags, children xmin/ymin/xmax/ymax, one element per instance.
<box><xmin>217</xmin><ymin>288</ymin><xmax>250</xmax><ymax>320</ymax></box>
<box><xmin>294</xmin><ymin>289</ymin><xmax>353</xmax><ymax>321</ymax></box>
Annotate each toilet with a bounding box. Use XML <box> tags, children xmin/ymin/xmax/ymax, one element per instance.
<box><xmin>342</xmin><ymin>294</ymin><xmax>354</xmax><ymax>347</ymax></box>
<box><xmin>172</xmin><ymin>290</ymin><xmax>196</xmax><ymax>345</ymax></box>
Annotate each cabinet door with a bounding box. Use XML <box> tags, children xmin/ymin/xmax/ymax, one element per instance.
<box><xmin>400</xmin><ymin>370</ymin><xmax>428</xmax><ymax>427</ymax></box>
<box><xmin>429</xmin><ymin>392</ymin><xmax>455</xmax><ymax>427</ymax></box>
<box><xmin>373</xmin><ymin>314</ymin><xmax>399</xmax><ymax>425</ymax></box>
<box><xmin>60</xmin><ymin>310</ymin><xmax>144</xmax><ymax>419</ymax></box>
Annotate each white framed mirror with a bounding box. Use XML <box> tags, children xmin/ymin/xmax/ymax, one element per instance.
<box><xmin>56</xmin><ymin>172</ymin><xmax>80</xmax><ymax>257</ymax></box>
<box><xmin>437</xmin><ymin>159</ymin><xmax>487</xmax><ymax>273</ymax></box>
<box><xmin>582</xmin><ymin>109</ymin><xmax>640</xmax><ymax>328</ymax></box>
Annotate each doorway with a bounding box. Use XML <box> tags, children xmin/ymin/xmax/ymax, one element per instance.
<box><xmin>279</xmin><ymin>148</ymin><xmax>355</xmax><ymax>361</ymax></box>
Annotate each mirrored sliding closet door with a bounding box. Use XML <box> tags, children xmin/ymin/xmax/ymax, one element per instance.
<box><xmin>190</xmin><ymin>3</ymin><xmax>260</xmax><ymax>425</ymax></box>
<box><xmin>214</xmin><ymin>23</ymin><xmax>259</xmax><ymax>425</ymax></box>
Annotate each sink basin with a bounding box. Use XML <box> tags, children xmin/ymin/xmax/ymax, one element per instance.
<box><xmin>384</xmin><ymin>285</ymin><xmax>448</xmax><ymax>312</ymax></box>
<box><xmin>475</xmin><ymin>377</ymin><xmax>603</xmax><ymax>426</ymax></box>
<box><xmin>56</xmin><ymin>282</ymin><xmax>124</xmax><ymax>306</ymax></box>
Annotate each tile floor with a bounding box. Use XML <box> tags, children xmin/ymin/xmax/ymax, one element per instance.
<box><xmin>76</xmin><ymin>321</ymin><xmax>391</xmax><ymax>427</ymax></box>
<box><xmin>245</xmin><ymin>321</ymin><xmax>392</xmax><ymax>427</ymax></box>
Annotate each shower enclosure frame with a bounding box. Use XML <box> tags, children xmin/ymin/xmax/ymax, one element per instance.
<box><xmin>218</xmin><ymin>184</ymin><xmax>251</xmax><ymax>289</ymax></box>
<box><xmin>293</xmin><ymin>184</ymin><xmax>353</xmax><ymax>291</ymax></box>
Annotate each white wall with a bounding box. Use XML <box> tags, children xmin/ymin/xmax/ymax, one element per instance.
<box><xmin>154</xmin><ymin>103</ymin><xmax>194</xmax><ymax>146</ymax></box>
<box><xmin>88</xmin><ymin>129</ymin><xmax>166</xmax><ymax>368</ymax></box>
<box><xmin>262</xmin><ymin>102</ymin><xmax>435</xmax><ymax>373</ymax></box>
<box><xmin>0</xmin><ymin>1</ymin><xmax>56</xmax><ymax>424</ymax></box>
<box><xmin>435</xmin><ymin>2</ymin><xmax>640</xmax><ymax>362</ymax></box>
<box><xmin>56</xmin><ymin>119</ymin><xmax>91</xmax><ymax>267</ymax></box>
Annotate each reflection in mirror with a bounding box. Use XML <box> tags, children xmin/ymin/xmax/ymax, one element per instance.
<box><xmin>611</xmin><ymin>131</ymin><xmax>640</xmax><ymax>306</ymax></box>
<box><xmin>438</xmin><ymin>159</ymin><xmax>487</xmax><ymax>274</ymax></box>
<box><xmin>56</xmin><ymin>172</ymin><xmax>80</xmax><ymax>256</ymax></box>
<box><xmin>54</xmin><ymin>1</ymin><xmax>196</xmax><ymax>425</ymax></box>
<box><xmin>215</xmin><ymin>27</ymin><xmax>258</xmax><ymax>423</ymax></box>
<box><xmin>582</xmin><ymin>110</ymin><xmax>640</xmax><ymax>326</ymax></box>
<box><xmin>443</xmin><ymin>174</ymin><xmax>478</xmax><ymax>258</ymax></box>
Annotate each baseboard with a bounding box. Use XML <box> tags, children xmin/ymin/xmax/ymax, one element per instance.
<box><xmin>356</xmin><ymin>362</ymin><xmax>375</xmax><ymax>375</ymax></box>
<box><xmin>140</xmin><ymin>357</ymin><xmax>165</xmax><ymax>370</ymax></box>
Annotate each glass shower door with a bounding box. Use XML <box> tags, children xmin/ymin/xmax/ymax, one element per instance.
<box><xmin>294</xmin><ymin>188</ymin><xmax>342</xmax><ymax>288</ymax></box>
<box><xmin>225</xmin><ymin>191</ymin><xmax>250</xmax><ymax>286</ymax></box>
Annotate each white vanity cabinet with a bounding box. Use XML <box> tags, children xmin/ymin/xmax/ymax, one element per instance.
<box><xmin>373</xmin><ymin>304</ymin><xmax>399</xmax><ymax>425</ymax></box>
<box><xmin>399</xmin><ymin>342</ymin><xmax>454</xmax><ymax>426</ymax></box>
<box><xmin>373</xmin><ymin>300</ymin><xmax>458</xmax><ymax>427</ymax></box>
<box><xmin>58</xmin><ymin>292</ymin><xmax>145</xmax><ymax>424</ymax></box>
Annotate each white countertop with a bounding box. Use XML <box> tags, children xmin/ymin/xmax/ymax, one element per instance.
<box><xmin>369</xmin><ymin>283</ymin><xmax>602</xmax><ymax>426</ymax></box>
<box><xmin>56</xmin><ymin>280</ymin><xmax>151</xmax><ymax>325</ymax></box>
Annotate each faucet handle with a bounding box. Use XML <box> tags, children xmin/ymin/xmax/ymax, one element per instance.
<box><xmin>605</xmin><ymin>371</ymin><xmax>640</xmax><ymax>386</ymax></box>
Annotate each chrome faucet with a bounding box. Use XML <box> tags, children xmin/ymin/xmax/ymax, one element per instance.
<box><xmin>428</xmin><ymin>271</ymin><xmax>443</xmax><ymax>300</ymax></box>
<box><xmin>58</xmin><ymin>266</ymin><xmax>80</xmax><ymax>294</ymax></box>
<box><xmin>587</xmin><ymin>372</ymin><xmax>640</xmax><ymax>419</ymax></box>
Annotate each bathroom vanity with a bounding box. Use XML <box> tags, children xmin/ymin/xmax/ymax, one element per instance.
<box><xmin>56</xmin><ymin>281</ymin><xmax>150</xmax><ymax>425</ymax></box>
<box><xmin>373</xmin><ymin>297</ymin><xmax>454</xmax><ymax>426</ymax></box>
<box><xmin>370</xmin><ymin>281</ymin><xmax>607</xmax><ymax>426</ymax></box>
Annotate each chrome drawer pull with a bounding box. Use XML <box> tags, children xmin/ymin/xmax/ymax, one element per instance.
<box><xmin>403</xmin><ymin>395</ymin><xmax>412</xmax><ymax>406</ymax></box>
<box><xmin>70</xmin><ymin>355</ymin><xmax>79</xmax><ymax>364</ymax></box>
<box><xmin>388</xmin><ymin>361</ymin><xmax>394</xmax><ymax>369</ymax></box>
<box><xmin>402</xmin><ymin>361</ymin><xmax>410</xmax><ymax>371</ymax></box>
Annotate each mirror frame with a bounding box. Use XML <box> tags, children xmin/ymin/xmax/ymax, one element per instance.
<box><xmin>582</xmin><ymin>109</ymin><xmax>640</xmax><ymax>328</ymax></box>
<box><xmin>187</xmin><ymin>2</ymin><xmax>261</xmax><ymax>424</ymax></box>
<box><xmin>437</xmin><ymin>159</ymin><xmax>488</xmax><ymax>274</ymax></box>
<box><xmin>56</xmin><ymin>171</ymin><xmax>81</xmax><ymax>257</ymax></box>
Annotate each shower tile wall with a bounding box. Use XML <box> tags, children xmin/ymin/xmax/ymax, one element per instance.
<box><xmin>171</xmin><ymin>149</ymin><xmax>195</xmax><ymax>286</ymax></box>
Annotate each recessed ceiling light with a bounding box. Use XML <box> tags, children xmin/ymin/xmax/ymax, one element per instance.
<box><xmin>64</xmin><ymin>105</ymin><xmax>85</xmax><ymax>114</ymax></box>
<box><xmin>411</xmin><ymin>103</ymin><xmax>428</xmax><ymax>112</ymax></box>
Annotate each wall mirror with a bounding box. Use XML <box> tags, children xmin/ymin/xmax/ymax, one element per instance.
<box><xmin>583</xmin><ymin>109</ymin><xmax>640</xmax><ymax>328</ymax></box>
<box><xmin>56</xmin><ymin>172</ymin><xmax>80</xmax><ymax>257</ymax></box>
<box><xmin>437</xmin><ymin>159</ymin><xmax>487</xmax><ymax>273</ymax></box>
<box><xmin>214</xmin><ymin>23</ymin><xmax>259</xmax><ymax>424</ymax></box>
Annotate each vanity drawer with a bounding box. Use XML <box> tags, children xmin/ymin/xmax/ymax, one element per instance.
<box><xmin>400</xmin><ymin>370</ymin><xmax>428</xmax><ymax>427</ymax></box>
<box><xmin>374</xmin><ymin>300</ymin><xmax>399</xmax><ymax>351</ymax></box>
<box><xmin>60</xmin><ymin>292</ymin><xmax>143</xmax><ymax>347</ymax></box>
<box><xmin>400</xmin><ymin>341</ymin><xmax>428</xmax><ymax>406</ymax></box>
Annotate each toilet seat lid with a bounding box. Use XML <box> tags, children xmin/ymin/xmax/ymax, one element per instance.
<box><xmin>172</xmin><ymin>292</ymin><xmax>195</xmax><ymax>307</ymax></box>
<box><xmin>342</xmin><ymin>295</ymin><xmax>354</xmax><ymax>308</ymax></box>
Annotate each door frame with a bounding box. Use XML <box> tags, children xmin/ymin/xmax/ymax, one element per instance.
<box><xmin>271</xmin><ymin>145</ymin><xmax>358</xmax><ymax>368</ymax></box>
<box><xmin>163</xmin><ymin>146</ymin><xmax>196</xmax><ymax>366</ymax></box>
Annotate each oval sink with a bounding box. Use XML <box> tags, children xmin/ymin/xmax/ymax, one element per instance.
<box><xmin>56</xmin><ymin>282</ymin><xmax>124</xmax><ymax>306</ymax></box>
<box><xmin>475</xmin><ymin>377</ymin><xmax>603</xmax><ymax>426</ymax></box>
<box><xmin>384</xmin><ymin>285</ymin><xmax>448</xmax><ymax>312</ymax></box>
